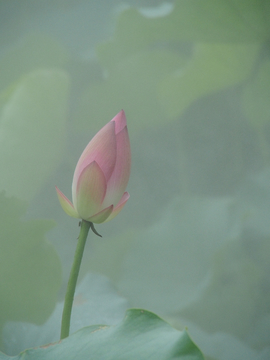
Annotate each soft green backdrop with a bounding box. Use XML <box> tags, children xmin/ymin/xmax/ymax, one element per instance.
<box><xmin>0</xmin><ymin>1</ymin><xmax>270</xmax><ymax>359</ymax></box>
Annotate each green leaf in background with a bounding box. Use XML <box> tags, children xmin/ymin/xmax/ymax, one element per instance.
<box><xmin>76</xmin><ymin>1</ymin><xmax>263</xmax><ymax>134</ymax></box>
<box><xmin>158</xmin><ymin>43</ymin><xmax>260</xmax><ymax>118</ymax></box>
<box><xmin>0</xmin><ymin>309</ymin><xmax>204</xmax><ymax>360</ymax></box>
<box><xmin>81</xmin><ymin>230</ymin><xmax>135</xmax><ymax>284</ymax></box>
<box><xmin>168</xmin><ymin>0</ymin><xmax>270</xmax><ymax>42</ymax></box>
<box><xmin>0</xmin><ymin>33</ymin><xmax>68</xmax><ymax>93</ymax></box>
<box><xmin>98</xmin><ymin>0</ymin><xmax>269</xmax><ymax>63</ymax></box>
<box><xmin>179</xmin><ymin>237</ymin><xmax>263</xmax><ymax>340</ymax></box>
<box><xmin>3</xmin><ymin>273</ymin><xmax>129</xmax><ymax>355</ymax></box>
<box><xmin>173</xmin><ymin>172</ymin><xmax>270</xmax><ymax>344</ymax></box>
<box><xmin>0</xmin><ymin>69</ymin><xmax>70</xmax><ymax>201</ymax></box>
<box><xmin>95</xmin><ymin>0</ymin><xmax>269</xmax><ymax>67</ymax></box>
<box><xmin>174</xmin><ymin>317</ymin><xmax>269</xmax><ymax>360</ymax></box>
<box><xmin>236</xmin><ymin>167</ymin><xmax>270</xmax><ymax>235</ymax></box>
<box><xmin>242</xmin><ymin>60</ymin><xmax>270</xmax><ymax>129</ymax></box>
<box><xmin>117</xmin><ymin>196</ymin><xmax>237</xmax><ymax>314</ymax></box>
<box><xmin>76</xmin><ymin>49</ymin><xmax>186</xmax><ymax>133</ymax></box>
<box><xmin>0</xmin><ymin>192</ymin><xmax>62</xmax><ymax>334</ymax></box>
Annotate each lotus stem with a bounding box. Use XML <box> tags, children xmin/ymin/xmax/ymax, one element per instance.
<box><xmin>60</xmin><ymin>220</ymin><xmax>92</xmax><ymax>339</ymax></box>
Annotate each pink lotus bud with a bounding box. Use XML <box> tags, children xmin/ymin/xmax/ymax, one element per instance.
<box><xmin>56</xmin><ymin>110</ymin><xmax>131</xmax><ymax>224</ymax></box>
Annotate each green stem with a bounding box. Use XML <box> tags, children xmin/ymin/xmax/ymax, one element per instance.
<box><xmin>60</xmin><ymin>219</ymin><xmax>91</xmax><ymax>339</ymax></box>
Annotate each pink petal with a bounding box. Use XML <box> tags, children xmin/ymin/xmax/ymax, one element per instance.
<box><xmin>111</xmin><ymin>110</ymin><xmax>127</xmax><ymax>134</ymax></box>
<box><xmin>103</xmin><ymin>125</ymin><xmax>131</xmax><ymax>207</ymax></box>
<box><xmin>87</xmin><ymin>205</ymin><xmax>113</xmax><ymax>224</ymax></box>
<box><xmin>74</xmin><ymin>161</ymin><xmax>106</xmax><ymax>220</ymax></box>
<box><xmin>104</xmin><ymin>192</ymin><xmax>130</xmax><ymax>223</ymax></box>
<box><xmin>73</xmin><ymin>121</ymin><xmax>116</xmax><ymax>188</ymax></box>
<box><xmin>55</xmin><ymin>186</ymin><xmax>79</xmax><ymax>218</ymax></box>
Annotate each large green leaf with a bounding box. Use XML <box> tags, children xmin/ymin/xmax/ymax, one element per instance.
<box><xmin>3</xmin><ymin>273</ymin><xmax>129</xmax><ymax>355</ymax></box>
<box><xmin>0</xmin><ymin>309</ymin><xmax>204</xmax><ymax>360</ymax></box>
<box><xmin>0</xmin><ymin>192</ymin><xmax>62</xmax><ymax>329</ymax></box>
<box><xmin>0</xmin><ymin>69</ymin><xmax>69</xmax><ymax>200</ymax></box>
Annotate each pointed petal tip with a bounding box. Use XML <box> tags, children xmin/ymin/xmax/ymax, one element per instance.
<box><xmin>111</xmin><ymin>110</ymin><xmax>127</xmax><ymax>134</ymax></box>
<box><xmin>73</xmin><ymin>120</ymin><xmax>117</xmax><ymax>188</ymax></box>
<box><xmin>121</xmin><ymin>191</ymin><xmax>130</xmax><ymax>202</ymax></box>
<box><xmin>55</xmin><ymin>186</ymin><xmax>79</xmax><ymax>218</ymax></box>
<box><xmin>104</xmin><ymin>192</ymin><xmax>130</xmax><ymax>223</ymax></box>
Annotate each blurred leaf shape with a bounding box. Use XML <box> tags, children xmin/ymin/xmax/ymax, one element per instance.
<box><xmin>0</xmin><ymin>69</ymin><xmax>70</xmax><ymax>200</ymax></box>
<box><xmin>172</xmin><ymin>317</ymin><xmax>269</xmax><ymax>360</ymax></box>
<box><xmin>169</xmin><ymin>0</ymin><xmax>270</xmax><ymax>42</ymax></box>
<box><xmin>108</xmin><ymin>0</ymin><xmax>270</xmax><ymax>54</ymax></box>
<box><xmin>180</xmin><ymin>230</ymin><xmax>270</xmax><ymax>341</ymax></box>
<box><xmin>76</xmin><ymin>49</ymin><xmax>186</xmax><ymax>133</ymax></box>
<box><xmin>117</xmin><ymin>196</ymin><xmax>238</xmax><ymax>314</ymax></box>
<box><xmin>0</xmin><ymin>192</ymin><xmax>62</xmax><ymax>329</ymax></box>
<box><xmin>242</xmin><ymin>60</ymin><xmax>270</xmax><ymax>128</ymax></box>
<box><xmin>81</xmin><ymin>229</ymin><xmax>135</xmax><ymax>284</ymax></box>
<box><xmin>76</xmin><ymin>0</ymin><xmax>264</xmax><ymax>133</ymax></box>
<box><xmin>158</xmin><ymin>43</ymin><xmax>261</xmax><ymax>118</ymax></box>
<box><xmin>0</xmin><ymin>309</ymin><xmax>204</xmax><ymax>360</ymax></box>
<box><xmin>0</xmin><ymin>34</ymin><xmax>68</xmax><ymax>93</ymax></box>
<box><xmin>235</xmin><ymin>167</ymin><xmax>270</xmax><ymax>235</ymax></box>
<box><xmin>3</xmin><ymin>273</ymin><xmax>129</xmax><ymax>355</ymax></box>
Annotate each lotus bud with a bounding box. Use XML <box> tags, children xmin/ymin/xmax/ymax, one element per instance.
<box><xmin>56</xmin><ymin>110</ymin><xmax>131</xmax><ymax>224</ymax></box>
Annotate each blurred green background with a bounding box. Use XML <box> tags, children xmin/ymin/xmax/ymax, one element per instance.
<box><xmin>0</xmin><ymin>1</ymin><xmax>270</xmax><ymax>359</ymax></box>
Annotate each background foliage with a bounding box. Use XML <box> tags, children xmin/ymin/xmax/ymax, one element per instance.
<box><xmin>0</xmin><ymin>0</ymin><xmax>270</xmax><ymax>359</ymax></box>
